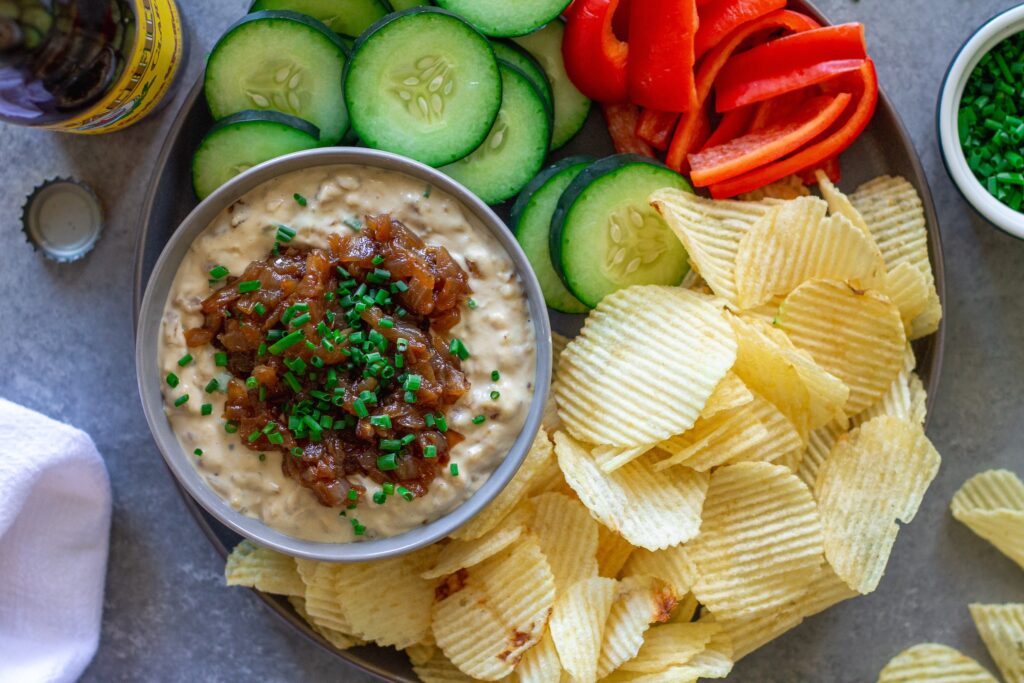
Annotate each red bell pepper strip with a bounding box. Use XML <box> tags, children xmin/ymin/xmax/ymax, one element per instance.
<box><xmin>665</xmin><ymin>9</ymin><xmax>820</xmax><ymax>172</ymax></box>
<box><xmin>563</xmin><ymin>0</ymin><xmax>629</xmax><ymax>103</ymax></box>
<box><xmin>635</xmin><ymin>108</ymin><xmax>681</xmax><ymax>150</ymax></box>
<box><xmin>689</xmin><ymin>92</ymin><xmax>851</xmax><ymax>186</ymax></box>
<box><xmin>747</xmin><ymin>87</ymin><xmax>815</xmax><ymax>131</ymax></box>
<box><xmin>603</xmin><ymin>103</ymin><xmax>657</xmax><ymax>157</ymax></box>
<box><xmin>628</xmin><ymin>0</ymin><xmax>699</xmax><ymax>111</ymax></box>
<box><xmin>714</xmin><ymin>23</ymin><xmax>868</xmax><ymax>112</ymax></box>
<box><xmin>694</xmin><ymin>0</ymin><xmax>786</xmax><ymax>59</ymax></box>
<box><xmin>701</xmin><ymin>105</ymin><xmax>755</xmax><ymax>150</ymax></box>
<box><xmin>709</xmin><ymin>59</ymin><xmax>878</xmax><ymax>198</ymax></box>
<box><xmin>799</xmin><ymin>156</ymin><xmax>841</xmax><ymax>185</ymax></box>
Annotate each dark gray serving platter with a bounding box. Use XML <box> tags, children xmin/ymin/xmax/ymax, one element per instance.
<box><xmin>132</xmin><ymin>3</ymin><xmax>945</xmax><ymax>680</ymax></box>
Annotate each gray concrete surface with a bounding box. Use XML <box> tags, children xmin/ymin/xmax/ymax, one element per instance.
<box><xmin>0</xmin><ymin>0</ymin><xmax>1022</xmax><ymax>681</ymax></box>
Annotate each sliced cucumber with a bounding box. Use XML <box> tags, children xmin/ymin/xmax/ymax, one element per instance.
<box><xmin>511</xmin><ymin>156</ymin><xmax>593</xmax><ymax>313</ymax></box>
<box><xmin>490</xmin><ymin>40</ymin><xmax>552</xmax><ymax>116</ymax></box>
<box><xmin>344</xmin><ymin>8</ymin><xmax>502</xmax><ymax>167</ymax></box>
<box><xmin>205</xmin><ymin>11</ymin><xmax>349</xmax><ymax>145</ymax></box>
<box><xmin>440</xmin><ymin>61</ymin><xmax>551</xmax><ymax>205</ymax></box>
<box><xmin>551</xmin><ymin>155</ymin><xmax>692</xmax><ymax>307</ymax></box>
<box><xmin>249</xmin><ymin>0</ymin><xmax>387</xmax><ymax>37</ymax></box>
<box><xmin>192</xmin><ymin>111</ymin><xmax>320</xmax><ymax>200</ymax></box>
<box><xmin>385</xmin><ymin>0</ymin><xmax>429</xmax><ymax>9</ymax></box>
<box><xmin>435</xmin><ymin>0</ymin><xmax>571</xmax><ymax>37</ymax></box>
<box><xmin>512</xmin><ymin>20</ymin><xmax>591</xmax><ymax>149</ymax></box>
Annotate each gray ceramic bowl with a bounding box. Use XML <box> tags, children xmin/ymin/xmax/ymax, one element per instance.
<box><xmin>135</xmin><ymin>148</ymin><xmax>552</xmax><ymax>562</ymax></box>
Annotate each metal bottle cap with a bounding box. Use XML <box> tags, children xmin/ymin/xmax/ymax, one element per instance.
<box><xmin>22</xmin><ymin>178</ymin><xmax>104</xmax><ymax>262</ymax></box>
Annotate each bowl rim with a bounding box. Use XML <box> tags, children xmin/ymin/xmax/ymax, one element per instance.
<box><xmin>134</xmin><ymin>147</ymin><xmax>552</xmax><ymax>563</ymax></box>
<box><xmin>938</xmin><ymin>3</ymin><xmax>1024</xmax><ymax>240</ymax></box>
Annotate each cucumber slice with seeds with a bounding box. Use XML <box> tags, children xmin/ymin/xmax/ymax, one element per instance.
<box><xmin>512</xmin><ymin>20</ymin><xmax>591</xmax><ymax>150</ymax></box>
<box><xmin>249</xmin><ymin>0</ymin><xmax>388</xmax><ymax>37</ymax></box>
<box><xmin>192</xmin><ymin>110</ymin><xmax>320</xmax><ymax>200</ymax></box>
<box><xmin>205</xmin><ymin>11</ymin><xmax>349</xmax><ymax>145</ymax></box>
<box><xmin>511</xmin><ymin>156</ymin><xmax>594</xmax><ymax>313</ymax></box>
<box><xmin>490</xmin><ymin>39</ymin><xmax>553</xmax><ymax>117</ymax></box>
<box><xmin>435</xmin><ymin>0</ymin><xmax>571</xmax><ymax>37</ymax></box>
<box><xmin>551</xmin><ymin>155</ymin><xmax>692</xmax><ymax>307</ymax></box>
<box><xmin>344</xmin><ymin>8</ymin><xmax>502</xmax><ymax>167</ymax></box>
<box><xmin>440</xmin><ymin>61</ymin><xmax>552</xmax><ymax>204</ymax></box>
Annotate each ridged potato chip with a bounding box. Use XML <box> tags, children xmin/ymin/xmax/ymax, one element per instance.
<box><xmin>799</xmin><ymin>420</ymin><xmax>845</xmax><ymax>493</ymax></box>
<box><xmin>597</xmin><ymin>576</ymin><xmax>678</xmax><ymax>678</ymax></box>
<box><xmin>602</xmin><ymin>618</ymin><xmax>734</xmax><ymax>682</ymax></box>
<box><xmin>406</xmin><ymin>635</ymin><xmax>437</xmax><ymax>667</ymax></box>
<box><xmin>597</xmin><ymin>525</ymin><xmax>635</xmax><ymax>578</ymax></box>
<box><xmin>689</xmin><ymin>462</ymin><xmax>825</xmax><ymax>619</ymax></box>
<box><xmin>432</xmin><ymin>535</ymin><xmax>556</xmax><ymax>680</ymax></box>
<box><xmin>295</xmin><ymin>559</ymin><xmax>354</xmax><ymax>634</ymax></box>
<box><xmin>669</xmin><ymin>593</ymin><xmax>701</xmax><ymax>625</ymax></box>
<box><xmin>530</xmin><ymin>492</ymin><xmax>600</xmax><ymax>593</ymax></box>
<box><xmin>969</xmin><ymin>603</ymin><xmax>1024</xmax><ymax>683</ymax></box>
<box><xmin>815</xmin><ymin>169</ymin><xmax>871</xmax><ymax>237</ymax></box>
<box><xmin>555</xmin><ymin>431</ymin><xmax>710</xmax><ymax>550</ymax></box>
<box><xmin>951</xmin><ymin>470</ymin><xmax>1024</xmax><ymax>570</ymax></box>
<box><xmin>877</xmin><ymin>643</ymin><xmax>998</xmax><ymax>683</ymax></box>
<box><xmin>651</xmin><ymin>188</ymin><xmax>773</xmax><ymax>304</ymax></box>
<box><xmin>734</xmin><ymin>196</ymin><xmax>886</xmax><ymax>309</ymax></box>
<box><xmin>703</xmin><ymin>372</ymin><xmax>755</xmax><ymax>419</ymax></box>
<box><xmin>225</xmin><ymin>540</ymin><xmax>304</xmax><ymax>596</ymax></box>
<box><xmin>884</xmin><ymin>262</ymin><xmax>930</xmax><ymax>331</ymax></box>
<box><xmin>289</xmin><ymin>596</ymin><xmax>364</xmax><ymax>651</ymax></box>
<box><xmin>855</xmin><ymin>364</ymin><xmax>920</xmax><ymax>427</ymax></box>
<box><xmin>910</xmin><ymin>286</ymin><xmax>943</xmax><ymax>341</ymax></box>
<box><xmin>543</xmin><ymin>333</ymin><xmax>572</xmax><ymax>433</ymax></box>
<box><xmin>619</xmin><ymin>622</ymin><xmax>718</xmax><ymax>672</ymax></box>
<box><xmin>555</xmin><ymin>286</ymin><xmax>737</xmax><ymax>447</ymax></box>
<box><xmin>778</xmin><ymin>279</ymin><xmax>906</xmax><ymax>414</ymax></box>
<box><xmin>594</xmin><ymin>444</ymin><xmax>656</xmax><ymax>473</ymax></box>
<box><xmin>550</xmin><ymin>576</ymin><xmax>618</xmax><ymax>682</ymax></box>
<box><xmin>451</xmin><ymin>428</ymin><xmax>552</xmax><ymax>541</ymax></box>
<box><xmin>412</xmin><ymin>650</ymin><xmax>480</xmax><ymax>683</ymax></box>
<box><xmin>516</xmin><ymin>629</ymin><xmax>562</xmax><ymax>683</ymax></box>
<box><xmin>423</xmin><ymin>519</ymin><xmax>526</xmax><ymax>580</ymax></box>
<box><xmin>622</xmin><ymin>545</ymin><xmax>699</xmax><ymax>599</ymax></box>
<box><xmin>816</xmin><ymin>416</ymin><xmax>940</xmax><ymax>593</ymax></box>
<box><xmin>740</xmin><ymin>174</ymin><xmax>811</xmax><ymax>201</ymax></box>
<box><xmin>333</xmin><ymin>545</ymin><xmax>441</xmax><ymax>649</ymax></box>
<box><xmin>910</xmin><ymin>373</ymin><xmax>928</xmax><ymax>426</ymax></box>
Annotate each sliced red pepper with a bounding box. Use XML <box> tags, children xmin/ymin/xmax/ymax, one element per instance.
<box><xmin>694</xmin><ymin>0</ymin><xmax>786</xmax><ymax>59</ymax></box>
<box><xmin>689</xmin><ymin>92</ymin><xmax>851</xmax><ymax>186</ymax></box>
<box><xmin>602</xmin><ymin>103</ymin><xmax>657</xmax><ymax>157</ymax></box>
<box><xmin>709</xmin><ymin>59</ymin><xmax>878</xmax><ymax>198</ymax></box>
<box><xmin>799</xmin><ymin>156</ymin><xmax>841</xmax><ymax>185</ymax></box>
<box><xmin>635</xmin><ymin>108</ymin><xmax>681</xmax><ymax>150</ymax></box>
<box><xmin>747</xmin><ymin>87</ymin><xmax>814</xmax><ymax>131</ymax></box>
<box><xmin>563</xmin><ymin>0</ymin><xmax>629</xmax><ymax>103</ymax></box>
<box><xmin>665</xmin><ymin>9</ymin><xmax>820</xmax><ymax>172</ymax></box>
<box><xmin>714</xmin><ymin>23</ymin><xmax>868</xmax><ymax>111</ymax></box>
<box><xmin>701</xmin><ymin>105</ymin><xmax>755</xmax><ymax>149</ymax></box>
<box><xmin>628</xmin><ymin>0</ymin><xmax>699</xmax><ymax>111</ymax></box>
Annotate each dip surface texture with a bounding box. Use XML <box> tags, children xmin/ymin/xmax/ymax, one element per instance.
<box><xmin>159</xmin><ymin>165</ymin><xmax>536</xmax><ymax>542</ymax></box>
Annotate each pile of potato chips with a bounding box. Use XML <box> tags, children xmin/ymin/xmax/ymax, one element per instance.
<box><xmin>223</xmin><ymin>174</ymin><xmax>952</xmax><ymax>682</ymax></box>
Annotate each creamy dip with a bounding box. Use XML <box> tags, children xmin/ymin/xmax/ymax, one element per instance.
<box><xmin>158</xmin><ymin>165</ymin><xmax>536</xmax><ymax>542</ymax></box>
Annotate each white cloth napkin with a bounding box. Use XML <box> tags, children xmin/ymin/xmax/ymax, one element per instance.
<box><xmin>0</xmin><ymin>398</ymin><xmax>112</xmax><ymax>683</ymax></box>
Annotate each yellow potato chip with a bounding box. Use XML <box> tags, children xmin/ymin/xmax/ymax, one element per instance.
<box><xmin>295</xmin><ymin>559</ymin><xmax>354</xmax><ymax>634</ymax></box>
<box><xmin>909</xmin><ymin>372</ymin><xmax>928</xmax><ymax>426</ymax></box>
<box><xmin>703</xmin><ymin>372</ymin><xmax>755</xmax><ymax>419</ymax></box>
<box><xmin>909</xmin><ymin>285</ymin><xmax>943</xmax><ymax>340</ymax></box>
<box><xmin>543</xmin><ymin>333</ymin><xmax>573</xmax><ymax>433</ymax></box>
<box><xmin>333</xmin><ymin>545</ymin><xmax>441</xmax><ymax>649</ymax></box>
<box><xmin>798</xmin><ymin>420</ymin><xmax>846</xmax><ymax>493</ymax></box>
<box><xmin>406</xmin><ymin>635</ymin><xmax>437</xmax><ymax>667</ymax></box>
<box><xmin>656</xmin><ymin>388</ymin><xmax>803</xmax><ymax>472</ymax></box>
<box><xmin>412</xmin><ymin>650</ymin><xmax>478</xmax><ymax>683</ymax></box>
<box><xmin>423</xmin><ymin>519</ymin><xmax>526</xmax><ymax>580</ymax></box>
<box><xmin>855</xmin><ymin>364</ymin><xmax>920</xmax><ymax>427</ymax></box>
<box><xmin>620</xmin><ymin>622</ymin><xmax>718</xmax><ymax>672</ymax></box>
<box><xmin>555</xmin><ymin>286</ymin><xmax>737</xmax><ymax>446</ymax></box>
<box><xmin>602</xmin><ymin>617</ymin><xmax>734</xmax><ymax>682</ymax></box>
<box><xmin>622</xmin><ymin>545</ymin><xmax>699</xmax><ymax>599</ymax></box>
<box><xmin>816</xmin><ymin>416</ymin><xmax>941</xmax><ymax>593</ymax></box>
<box><xmin>597</xmin><ymin>576</ymin><xmax>678</xmax><ymax>678</ymax></box>
<box><xmin>451</xmin><ymin>428</ymin><xmax>552</xmax><ymax>541</ymax></box>
<box><xmin>740</xmin><ymin>174</ymin><xmax>811</xmax><ymax>201</ymax></box>
<box><xmin>552</xmin><ymin>331</ymin><xmax>571</xmax><ymax>367</ymax></box>
<box><xmin>951</xmin><ymin>470</ymin><xmax>1024</xmax><ymax>570</ymax></box>
<box><xmin>432</xmin><ymin>534</ymin><xmax>556</xmax><ymax>680</ymax></box>
<box><xmin>815</xmin><ymin>170</ymin><xmax>871</xmax><ymax>237</ymax></box>
<box><xmin>594</xmin><ymin>444</ymin><xmax>656</xmax><ymax>473</ymax></box>
<box><xmin>651</xmin><ymin>188</ymin><xmax>773</xmax><ymax>304</ymax></box>
<box><xmin>884</xmin><ymin>262</ymin><xmax>930</xmax><ymax>331</ymax></box>
<box><xmin>597</xmin><ymin>525</ymin><xmax>635</xmax><ymax>579</ymax></box>
<box><xmin>289</xmin><ymin>596</ymin><xmax>364</xmax><ymax>651</ymax></box>
<box><xmin>849</xmin><ymin>175</ymin><xmax>931</xmax><ymax>280</ymax></box>
<box><xmin>516</xmin><ymin>629</ymin><xmax>562</xmax><ymax>683</ymax></box>
<box><xmin>530</xmin><ymin>492</ymin><xmax>600</xmax><ymax>593</ymax></box>
<box><xmin>555</xmin><ymin>432</ymin><xmax>710</xmax><ymax>550</ymax></box>
<box><xmin>225</xmin><ymin>540</ymin><xmax>304</xmax><ymax>597</ymax></box>
<box><xmin>778</xmin><ymin>279</ymin><xmax>906</xmax><ymax>414</ymax></box>
<box><xmin>668</xmin><ymin>593</ymin><xmax>700</xmax><ymax>625</ymax></box>
<box><xmin>969</xmin><ymin>603</ymin><xmax>1024</xmax><ymax>683</ymax></box>
<box><xmin>734</xmin><ymin>196</ymin><xmax>886</xmax><ymax>309</ymax></box>
<box><xmin>689</xmin><ymin>462</ymin><xmax>824</xmax><ymax>619</ymax></box>
<box><xmin>877</xmin><ymin>643</ymin><xmax>998</xmax><ymax>683</ymax></box>
<box><xmin>550</xmin><ymin>576</ymin><xmax>618</xmax><ymax>682</ymax></box>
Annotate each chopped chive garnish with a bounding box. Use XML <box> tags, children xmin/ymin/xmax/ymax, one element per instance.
<box><xmin>353</xmin><ymin>398</ymin><xmax>369</xmax><ymax>418</ymax></box>
<box><xmin>290</xmin><ymin>313</ymin><xmax>311</xmax><ymax>327</ymax></box>
<box><xmin>247</xmin><ymin>430</ymin><xmax>261</xmax><ymax>443</ymax></box>
<box><xmin>174</xmin><ymin>395</ymin><xmax>189</xmax><ymax>407</ymax></box>
<box><xmin>403</xmin><ymin>374</ymin><xmax>422</xmax><ymax>391</ymax></box>
<box><xmin>377</xmin><ymin>453</ymin><xmax>398</xmax><ymax>470</ymax></box>
<box><xmin>372</xmin><ymin>254</ymin><xmax>384</xmax><ymax>265</ymax></box>
<box><xmin>370</xmin><ymin>415</ymin><xmax>392</xmax><ymax>428</ymax></box>
<box><xmin>373</xmin><ymin>491</ymin><xmax>387</xmax><ymax>505</ymax></box>
<box><xmin>259</xmin><ymin>453</ymin><xmax>266</xmax><ymax>461</ymax></box>
<box><xmin>204</xmin><ymin>378</ymin><xmax>220</xmax><ymax>393</ymax></box>
<box><xmin>194</xmin><ymin>448</ymin><xmax>203</xmax><ymax>456</ymax></box>
<box><xmin>472</xmin><ymin>415</ymin><xmax>486</xmax><ymax>424</ymax></box>
<box><xmin>450</xmin><ymin>463</ymin><xmax>459</xmax><ymax>476</ymax></box>
<box><xmin>423</xmin><ymin>184</ymin><xmax>432</xmax><ymax>197</ymax></box>
<box><xmin>166</xmin><ymin>373</ymin><xmax>179</xmax><ymax>388</ymax></box>
<box><xmin>352</xmin><ymin>521</ymin><xmax>366</xmax><ymax>536</ymax></box>
<box><xmin>392</xmin><ymin>280</ymin><xmax>409</xmax><ymax>293</ymax></box>
<box><xmin>257</xmin><ymin>343</ymin><xmax>267</xmax><ymax>357</ymax></box>
<box><xmin>380</xmin><ymin>318</ymin><xmax>394</xmax><ymax>329</ymax></box>
<box><xmin>404</xmin><ymin>391</ymin><xmax>417</xmax><ymax>404</ymax></box>
<box><xmin>276</xmin><ymin>224</ymin><xmax>296</xmax><ymax>242</ymax></box>
<box><xmin>177</xmin><ymin>354</ymin><xmax>193</xmax><ymax>367</ymax></box>
<box><xmin>436</xmin><ymin>415</ymin><xmax>448</xmax><ymax>432</ymax></box>
<box><xmin>246</xmin><ymin>376</ymin><xmax>258</xmax><ymax>390</ymax></box>
<box><xmin>491</xmin><ymin>370</ymin><xmax>500</xmax><ymax>381</ymax></box>
<box><xmin>224</xmin><ymin>421</ymin><xmax>239</xmax><ymax>433</ymax></box>
<box><xmin>397</xmin><ymin>486</ymin><xmax>414</xmax><ymax>502</ymax></box>
<box><xmin>254</xmin><ymin>303</ymin><xmax>266</xmax><ymax>316</ymax></box>
<box><xmin>380</xmin><ymin>439</ymin><xmax>402</xmax><ymax>452</ymax></box>
<box><xmin>283</xmin><ymin>372</ymin><xmax>302</xmax><ymax>393</ymax></box>
<box><xmin>424</xmin><ymin>414</ymin><xmax>435</xmax><ymax>428</ymax></box>
<box><xmin>269</xmin><ymin>330</ymin><xmax>304</xmax><ymax>354</ymax></box>
<box><xmin>468</xmin><ymin>298</ymin><xmax>478</xmax><ymax>309</ymax></box>
<box><xmin>449</xmin><ymin>338</ymin><xmax>470</xmax><ymax>360</ymax></box>
<box><xmin>209</xmin><ymin>265</ymin><xmax>229</xmax><ymax>279</ymax></box>
<box><xmin>291</xmin><ymin>446</ymin><xmax>303</xmax><ymax>457</ymax></box>
<box><xmin>423</xmin><ymin>445</ymin><xmax>437</xmax><ymax>458</ymax></box>
<box><xmin>490</xmin><ymin>390</ymin><xmax>500</xmax><ymax>400</ymax></box>
<box><xmin>238</xmin><ymin>280</ymin><xmax>261</xmax><ymax>293</ymax></box>
<box><xmin>268</xmin><ymin>432</ymin><xmax>284</xmax><ymax>445</ymax></box>
<box><xmin>201</xmin><ymin>403</ymin><xmax>213</xmax><ymax>416</ymax></box>
<box><xmin>347</xmin><ymin>489</ymin><xmax>359</xmax><ymax>501</ymax></box>
<box><xmin>343</xmin><ymin>218</ymin><xmax>362</xmax><ymax>231</ymax></box>
<box><xmin>214</xmin><ymin>352</ymin><xmax>228</xmax><ymax>367</ymax></box>
<box><xmin>383</xmin><ymin>482</ymin><xmax>395</xmax><ymax>495</ymax></box>
<box><xmin>293</xmin><ymin>193</ymin><xmax>307</xmax><ymax>206</ymax></box>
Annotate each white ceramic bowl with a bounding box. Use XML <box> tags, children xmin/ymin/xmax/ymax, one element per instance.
<box><xmin>939</xmin><ymin>4</ymin><xmax>1024</xmax><ymax>239</ymax></box>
